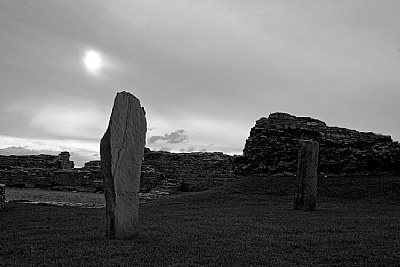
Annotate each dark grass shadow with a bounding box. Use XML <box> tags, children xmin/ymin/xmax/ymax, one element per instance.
<box><xmin>2</xmin><ymin>173</ymin><xmax>400</xmax><ymax>266</ymax></box>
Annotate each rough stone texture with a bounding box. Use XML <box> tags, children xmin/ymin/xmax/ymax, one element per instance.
<box><xmin>58</xmin><ymin>152</ymin><xmax>74</xmax><ymax>169</ymax></box>
<box><xmin>0</xmin><ymin>184</ymin><xmax>5</xmax><ymax>210</ymax></box>
<box><xmin>0</xmin><ymin>152</ymin><xmax>80</xmax><ymax>190</ymax></box>
<box><xmin>235</xmin><ymin>112</ymin><xmax>400</xmax><ymax>175</ymax></box>
<box><xmin>100</xmin><ymin>91</ymin><xmax>147</xmax><ymax>239</ymax></box>
<box><xmin>0</xmin><ymin>149</ymin><xmax>234</xmax><ymax>194</ymax></box>
<box><xmin>142</xmin><ymin>148</ymin><xmax>234</xmax><ymax>192</ymax></box>
<box><xmin>78</xmin><ymin>150</ymin><xmax>234</xmax><ymax>193</ymax></box>
<box><xmin>294</xmin><ymin>140</ymin><xmax>319</xmax><ymax>211</ymax></box>
<box><xmin>0</xmin><ymin>152</ymin><xmax>73</xmax><ymax>170</ymax></box>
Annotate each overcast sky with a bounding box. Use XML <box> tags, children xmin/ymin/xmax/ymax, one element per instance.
<box><xmin>1</xmin><ymin>0</ymin><xmax>400</xmax><ymax>166</ymax></box>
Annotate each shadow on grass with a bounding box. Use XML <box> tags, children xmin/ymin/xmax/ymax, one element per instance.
<box><xmin>1</xmin><ymin>174</ymin><xmax>400</xmax><ymax>266</ymax></box>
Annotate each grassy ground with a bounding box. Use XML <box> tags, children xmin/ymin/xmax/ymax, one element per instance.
<box><xmin>5</xmin><ymin>187</ymin><xmax>105</xmax><ymax>207</ymax></box>
<box><xmin>1</xmin><ymin>174</ymin><xmax>400</xmax><ymax>266</ymax></box>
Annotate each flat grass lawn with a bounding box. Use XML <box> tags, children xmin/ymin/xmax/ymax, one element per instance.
<box><xmin>1</xmin><ymin>174</ymin><xmax>400</xmax><ymax>266</ymax></box>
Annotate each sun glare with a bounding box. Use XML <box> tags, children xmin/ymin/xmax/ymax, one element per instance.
<box><xmin>84</xmin><ymin>50</ymin><xmax>102</xmax><ymax>73</ymax></box>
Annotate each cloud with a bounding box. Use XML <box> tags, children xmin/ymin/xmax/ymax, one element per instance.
<box><xmin>0</xmin><ymin>146</ymin><xmax>59</xmax><ymax>156</ymax></box>
<box><xmin>0</xmin><ymin>146</ymin><xmax>98</xmax><ymax>168</ymax></box>
<box><xmin>30</xmin><ymin>103</ymin><xmax>107</xmax><ymax>141</ymax></box>
<box><xmin>186</xmin><ymin>146</ymin><xmax>196</xmax><ymax>152</ymax></box>
<box><xmin>69</xmin><ymin>150</ymin><xmax>99</xmax><ymax>168</ymax></box>
<box><xmin>148</xmin><ymin>129</ymin><xmax>188</xmax><ymax>144</ymax></box>
<box><xmin>1</xmin><ymin>0</ymin><xmax>400</xmax><ymax>156</ymax></box>
<box><xmin>0</xmin><ymin>134</ymin><xmax>100</xmax><ymax>168</ymax></box>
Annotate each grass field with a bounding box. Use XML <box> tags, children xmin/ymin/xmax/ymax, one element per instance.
<box><xmin>1</xmin><ymin>174</ymin><xmax>400</xmax><ymax>266</ymax></box>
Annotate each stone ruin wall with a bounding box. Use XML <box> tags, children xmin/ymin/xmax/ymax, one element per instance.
<box><xmin>2</xmin><ymin>112</ymin><xmax>398</xmax><ymax>190</ymax></box>
<box><xmin>0</xmin><ymin>152</ymin><xmax>74</xmax><ymax>170</ymax></box>
<box><xmin>235</xmin><ymin>112</ymin><xmax>400</xmax><ymax>175</ymax></box>
<box><xmin>0</xmin><ymin>149</ymin><xmax>234</xmax><ymax>193</ymax></box>
<box><xmin>0</xmin><ymin>152</ymin><xmax>88</xmax><ymax>191</ymax></box>
<box><xmin>141</xmin><ymin>148</ymin><xmax>234</xmax><ymax>192</ymax></box>
<box><xmin>83</xmin><ymin>148</ymin><xmax>234</xmax><ymax>192</ymax></box>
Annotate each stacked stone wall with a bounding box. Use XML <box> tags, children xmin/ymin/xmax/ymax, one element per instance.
<box><xmin>0</xmin><ymin>149</ymin><xmax>234</xmax><ymax>192</ymax></box>
<box><xmin>235</xmin><ymin>112</ymin><xmax>400</xmax><ymax>175</ymax></box>
<box><xmin>142</xmin><ymin>148</ymin><xmax>234</xmax><ymax>191</ymax></box>
<box><xmin>0</xmin><ymin>152</ymin><xmax>74</xmax><ymax>170</ymax></box>
<box><xmin>0</xmin><ymin>167</ymin><xmax>103</xmax><ymax>193</ymax></box>
<box><xmin>83</xmin><ymin>149</ymin><xmax>234</xmax><ymax>192</ymax></box>
<box><xmin>0</xmin><ymin>152</ymin><xmax>98</xmax><ymax>192</ymax></box>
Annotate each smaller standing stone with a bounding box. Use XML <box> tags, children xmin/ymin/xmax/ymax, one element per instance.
<box><xmin>294</xmin><ymin>140</ymin><xmax>319</xmax><ymax>211</ymax></box>
<box><xmin>0</xmin><ymin>184</ymin><xmax>5</xmax><ymax>210</ymax></box>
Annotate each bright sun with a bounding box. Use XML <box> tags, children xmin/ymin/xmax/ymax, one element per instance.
<box><xmin>84</xmin><ymin>50</ymin><xmax>102</xmax><ymax>72</ymax></box>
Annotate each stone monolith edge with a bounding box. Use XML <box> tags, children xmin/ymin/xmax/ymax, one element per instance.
<box><xmin>294</xmin><ymin>140</ymin><xmax>319</xmax><ymax>211</ymax></box>
<box><xmin>0</xmin><ymin>184</ymin><xmax>5</xmax><ymax>210</ymax></box>
<box><xmin>100</xmin><ymin>91</ymin><xmax>147</xmax><ymax>239</ymax></box>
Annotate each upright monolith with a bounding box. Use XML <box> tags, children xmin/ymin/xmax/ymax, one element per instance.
<box><xmin>100</xmin><ymin>91</ymin><xmax>147</xmax><ymax>239</ymax></box>
<box><xmin>0</xmin><ymin>184</ymin><xmax>5</xmax><ymax>210</ymax></box>
<box><xmin>294</xmin><ymin>140</ymin><xmax>319</xmax><ymax>211</ymax></box>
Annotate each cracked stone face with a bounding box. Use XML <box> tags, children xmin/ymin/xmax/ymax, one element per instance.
<box><xmin>100</xmin><ymin>91</ymin><xmax>147</xmax><ymax>239</ymax></box>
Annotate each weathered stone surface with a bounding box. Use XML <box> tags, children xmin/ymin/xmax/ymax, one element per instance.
<box><xmin>141</xmin><ymin>148</ymin><xmax>234</xmax><ymax>192</ymax></box>
<box><xmin>100</xmin><ymin>91</ymin><xmax>147</xmax><ymax>239</ymax></box>
<box><xmin>0</xmin><ymin>152</ymin><xmax>78</xmax><ymax>190</ymax></box>
<box><xmin>0</xmin><ymin>184</ymin><xmax>5</xmax><ymax>210</ymax></box>
<box><xmin>235</xmin><ymin>112</ymin><xmax>400</xmax><ymax>175</ymax></box>
<box><xmin>0</xmin><ymin>152</ymin><xmax>73</xmax><ymax>170</ymax></box>
<box><xmin>0</xmin><ymin>149</ymin><xmax>234</xmax><ymax>194</ymax></box>
<box><xmin>294</xmin><ymin>140</ymin><xmax>319</xmax><ymax>211</ymax></box>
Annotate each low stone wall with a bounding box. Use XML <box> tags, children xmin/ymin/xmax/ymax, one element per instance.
<box><xmin>0</xmin><ymin>167</ymin><xmax>103</xmax><ymax>193</ymax></box>
<box><xmin>142</xmin><ymin>148</ymin><xmax>234</xmax><ymax>191</ymax></box>
<box><xmin>0</xmin><ymin>149</ymin><xmax>235</xmax><ymax>193</ymax></box>
<box><xmin>0</xmin><ymin>152</ymin><xmax>74</xmax><ymax>170</ymax></box>
<box><xmin>85</xmin><ymin>149</ymin><xmax>235</xmax><ymax>192</ymax></box>
<box><xmin>235</xmin><ymin>112</ymin><xmax>400</xmax><ymax>175</ymax></box>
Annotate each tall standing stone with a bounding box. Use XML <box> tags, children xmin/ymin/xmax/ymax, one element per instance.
<box><xmin>294</xmin><ymin>140</ymin><xmax>319</xmax><ymax>211</ymax></box>
<box><xmin>100</xmin><ymin>91</ymin><xmax>147</xmax><ymax>239</ymax></box>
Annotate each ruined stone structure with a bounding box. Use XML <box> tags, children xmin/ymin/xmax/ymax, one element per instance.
<box><xmin>81</xmin><ymin>148</ymin><xmax>234</xmax><ymax>192</ymax></box>
<box><xmin>2</xmin><ymin>112</ymin><xmax>399</xmax><ymax>191</ymax></box>
<box><xmin>142</xmin><ymin>148</ymin><xmax>234</xmax><ymax>191</ymax></box>
<box><xmin>0</xmin><ymin>149</ymin><xmax>234</xmax><ymax>193</ymax></box>
<box><xmin>58</xmin><ymin>152</ymin><xmax>74</xmax><ymax>169</ymax></box>
<box><xmin>0</xmin><ymin>152</ymin><xmax>79</xmax><ymax>190</ymax></box>
<box><xmin>0</xmin><ymin>152</ymin><xmax>73</xmax><ymax>170</ymax></box>
<box><xmin>235</xmin><ymin>112</ymin><xmax>400</xmax><ymax>175</ymax></box>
